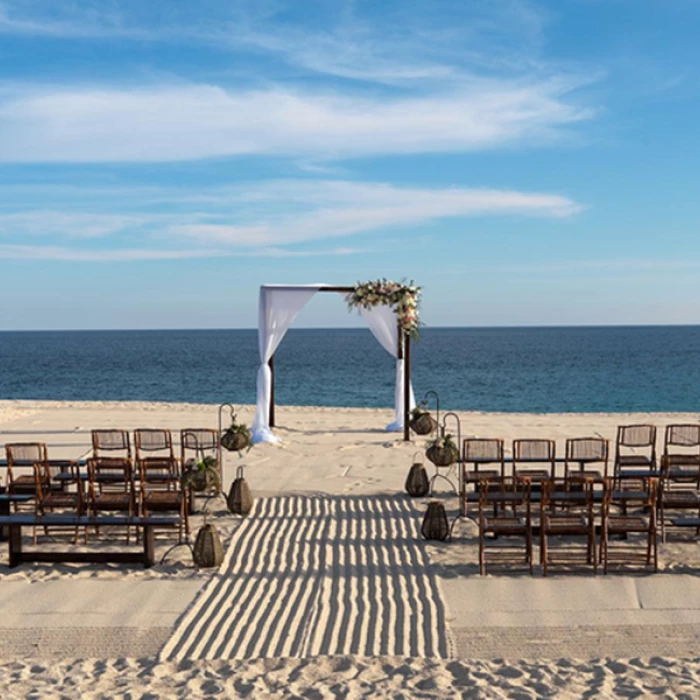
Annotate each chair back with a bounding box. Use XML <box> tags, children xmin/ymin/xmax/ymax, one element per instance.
<box><xmin>565</xmin><ymin>437</ymin><xmax>608</xmax><ymax>479</ymax></box>
<box><xmin>135</xmin><ymin>429</ymin><xmax>175</xmax><ymax>459</ymax></box>
<box><xmin>92</xmin><ymin>430</ymin><xmax>131</xmax><ymax>459</ymax></box>
<box><xmin>616</xmin><ymin>424</ymin><xmax>656</xmax><ymax>448</ymax></box>
<box><xmin>478</xmin><ymin>476</ymin><xmax>532</xmax><ymax>512</ymax></box>
<box><xmin>6</xmin><ymin>442</ymin><xmax>48</xmax><ymax>482</ymax></box>
<box><xmin>664</xmin><ymin>424</ymin><xmax>700</xmax><ymax>452</ymax></box>
<box><xmin>180</xmin><ymin>428</ymin><xmax>219</xmax><ymax>471</ymax></box>
<box><xmin>513</xmin><ymin>439</ymin><xmax>555</xmax><ymax>461</ymax></box>
<box><xmin>463</xmin><ymin>438</ymin><xmax>504</xmax><ymax>463</ymax></box>
<box><xmin>542</xmin><ymin>476</ymin><xmax>594</xmax><ymax>511</ymax></box>
<box><xmin>6</xmin><ymin>442</ymin><xmax>48</xmax><ymax>466</ymax></box>
<box><xmin>87</xmin><ymin>457</ymin><xmax>133</xmax><ymax>493</ymax></box>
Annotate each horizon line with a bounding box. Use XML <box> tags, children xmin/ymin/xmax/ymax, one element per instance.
<box><xmin>1</xmin><ymin>323</ymin><xmax>700</xmax><ymax>333</ymax></box>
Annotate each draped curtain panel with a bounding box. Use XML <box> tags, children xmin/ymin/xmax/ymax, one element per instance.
<box><xmin>251</xmin><ymin>284</ymin><xmax>324</xmax><ymax>444</ymax></box>
<box><xmin>251</xmin><ymin>284</ymin><xmax>416</xmax><ymax>444</ymax></box>
<box><xmin>360</xmin><ymin>304</ymin><xmax>416</xmax><ymax>431</ymax></box>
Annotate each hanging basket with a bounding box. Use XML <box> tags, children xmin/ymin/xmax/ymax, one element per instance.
<box><xmin>189</xmin><ymin>469</ymin><xmax>219</xmax><ymax>493</ymax></box>
<box><xmin>193</xmin><ymin>523</ymin><xmax>224</xmax><ymax>568</ymax></box>
<box><xmin>410</xmin><ymin>412</ymin><xmax>437</xmax><ymax>436</ymax></box>
<box><xmin>221</xmin><ymin>428</ymin><xmax>250</xmax><ymax>452</ymax></box>
<box><xmin>421</xmin><ymin>501</ymin><xmax>450</xmax><ymax>541</ymax></box>
<box><xmin>227</xmin><ymin>466</ymin><xmax>253</xmax><ymax>515</ymax></box>
<box><xmin>426</xmin><ymin>444</ymin><xmax>459</xmax><ymax>467</ymax></box>
<box><xmin>405</xmin><ymin>452</ymin><xmax>430</xmax><ymax>497</ymax></box>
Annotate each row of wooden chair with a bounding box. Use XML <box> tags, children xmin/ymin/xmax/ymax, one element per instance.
<box><xmin>3</xmin><ymin>428</ymin><xmax>222</xmax><ymax>544</ymax></box>
<box><xmin>462</xmin><ymin>424</ymin><xmax>700</xmax><ymax>484</ymax></box>
<box><xmin>478</xmin><ymin>476</ymin><xmax>658</xmax><ymax>576</ymax></box>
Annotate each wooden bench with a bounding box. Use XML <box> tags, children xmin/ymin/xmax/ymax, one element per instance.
<box><xmin>0</xmin><ymin>514</ymin><xmax>180</xmax><ymax>568</ymax></box>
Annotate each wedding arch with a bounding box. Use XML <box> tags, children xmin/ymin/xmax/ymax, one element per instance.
<box><xmin>250</xmin><ymin>282</ymin><xmax>419</xmax><ymax>444</ymax></box>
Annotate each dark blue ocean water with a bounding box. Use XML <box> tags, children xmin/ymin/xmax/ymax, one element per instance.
<box><xmin>0</xmin><ymin>327</ymin><xmax>698</xmax><ymax>413</ymax></box>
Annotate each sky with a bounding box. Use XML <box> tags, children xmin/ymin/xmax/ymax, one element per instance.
<box><xmin>0</xmin><ymin>0</ymin><xmax>699</xmax><ymax>330</ymax></box>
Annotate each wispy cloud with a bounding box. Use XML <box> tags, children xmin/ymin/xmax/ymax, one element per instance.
<box><xmin>0</xmin><ymin>80</ymin><xmax>594</xmax><ymax>164</ymax></box>
<box><xmin>0</xmin><ymin>243</ymin><xmax>370</xmax><ymax>262</ymax></box>
<box><xmin>0</xmin><ymin>180</ymin><xmax>581</xmax><ymax>255</ymax></box>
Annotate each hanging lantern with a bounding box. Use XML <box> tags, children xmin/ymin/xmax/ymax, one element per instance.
<box><xmin>227</xmin><ymin>466</ymin><xmax>253</xmax><ymax>515</ymax></box>
<box><xmin>405</xmin><ymin>452</ymin><xmax>430</xmax><ymax>497</ymax></box>
<box><xmin>193</xmin><ymin>523</ymin><xmax>224</xmax><ymax>568</ymax></box>
<box><xmin>421</xmin><ymin>501</ymin><xmax>450</xmax><ymax>541</ymax></box>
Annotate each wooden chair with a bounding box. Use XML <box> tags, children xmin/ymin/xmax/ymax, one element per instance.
<box><xmin>661</xmin><ymin>425</ymin><xmax>700</xmax><ymax>483</ymax></box>
<box><xmin>135</xmin><ymin>429</ymin><xmax>180</xmax><ymax>478</ymax></box>
<box><xmin>614</xmin><ymin>425</ymin><xmax>657</xmax><ymax>487</ymax></box>
<box><xmin>540</xmin><ymin>478</ymin><xmax>597</xmax><ymax>575</ymax></box>
<box><xmin>137</xmin><ymin>432</ymin><xmax>188</xmax><ymax>542</ymax></box>
<box><xmin>565</xmin><ymin>438</ymin><xmax>609</xmax><ymax>483</ymax></box>
<box><xmin>461</xmin><ymin>439</ymin><xmax>504</xmax><ymax>517</ymax></box>
<box><xmin>658</xmin><ymin>429</ymin><xmax>700</xmax><ymax>542</ymax></box>
<box><xmin>87</xmin><ymin>457</ymin><xmax>136</xmax><ymax>543</ymax></box>
<box><xmin>92</xmin><ymin>429</ymin><xmax>132</xmax><ymax>462</ymax></box>
<box><xmin>478</xmin><ymin>477</ymin><xmax>533</xmax><ymax>575</ymax></box>
<box><xmin>512</xmin><ymin>439</ymin><xmax>555</xmax><ymax>483</ymax></box>
<box><xmin>5</xmin><ymin>442</ymin><xmax>46</xmax><ymax>499</ymax></box>
<box><xmin>181</xmin><ymin>429</ymin><xmax>220</xmax><ymax>513</ymax></box>
<box><xmin>600</xmin><ymin>477</ymin><xmax>658</xmax><ymax>573</ymax></box>
<box><xmin>33</xmin><ymin>461</ymin><xmax>84</xmax><ymax>544</ymax></box>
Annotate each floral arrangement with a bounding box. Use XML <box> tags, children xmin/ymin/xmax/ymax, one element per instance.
<box><xmin>345</xmin><ymin>279</ymin><xmax>422</xmax><ymax>339</ymax></box>
<box><xmin>427</xmin><ymin>433</ymin><xmax>458</xmax><ymax>452</ymax></box>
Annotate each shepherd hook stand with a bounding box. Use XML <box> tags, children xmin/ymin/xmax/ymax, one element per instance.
<box><xmin>429</xmin><ymin>411</ymin><xmax>461</xmax><ymax>495</ymax></box>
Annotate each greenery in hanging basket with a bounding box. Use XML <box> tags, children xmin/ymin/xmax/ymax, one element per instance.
<box><xmin>425</xmin><ymin>433</ymin><xmax>460</xmax><ymax>466</ymax></box>
<box><xmin>345</xmin><ymin>278</ymin><xmax>422</xmax><ymax>340</ymax></box>
<box><xmin>220</xmin><ymin>414</ymin><xmax>252</xmax><ymax>452</ymax></box>
<box><xmin>182</xmin><ymin>455</ymin><xmax>221</xmax><ymax>493</ymax></box>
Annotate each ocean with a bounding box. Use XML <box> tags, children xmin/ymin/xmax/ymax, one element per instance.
<box><xmin>0</xmin><ymin>326</ymin><xmax>698</xmax><ymax>413</ymax></box>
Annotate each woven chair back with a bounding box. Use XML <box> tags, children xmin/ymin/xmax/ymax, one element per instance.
<box><xmin>87</xmin><ymin>457</ymin><xmax>133</xmax><ymax>493</ymax></box>
<box><xmin>617</xmin><ymin>425</ymin><xmax>656</xmax><ymax>448</ymax></box>
<box><xmin>6</xmin><ymin>442</ymin><xmax>48</xmax><ymax>465</ymax></box>
<box><xmin>92</xmin><ymin>430</ymin><xmax>131</xmax><ymax>458</ymax></box>
<box><xmin>463</xmin><ymin>438</ymin><xmax>503</xmax><ymax>462</ymax></box>
<box><xmin>665</xmin><ymin>424</ymin><xmax>700</xmax><ymax>449</ymax></box>
<box><xmin>566</xmin><ymin>437</ymin><xmax>608</xmax><ymax>462</ymax></box>
<box><xmin>513</xmin><ymin>439</ymin><xmax>555</xmax><ymax>461</ymax></box>
<box><xmin>135</xmin><ymin>429</ymin><xmax>174</xmax><ymax>457</ymax></box>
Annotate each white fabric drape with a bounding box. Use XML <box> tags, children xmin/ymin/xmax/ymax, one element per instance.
<box><xmin>251</xmin><ymin>284</ymin><xmax>324</xmax><ymax>444</ymax></box>
<box><xmin>360</xmin><ymin>304</ymin><xmax>416</xmax><ymax>431</ymax></box>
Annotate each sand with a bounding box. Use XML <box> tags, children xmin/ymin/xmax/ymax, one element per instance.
<box><xmin>1</xmin><ymin>400</ymin><xmax>700</xmax><ymax>697</ymax></box>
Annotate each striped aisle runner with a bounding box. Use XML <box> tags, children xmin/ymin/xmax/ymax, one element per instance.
<box><xmin>161</xmin><ymin>495</ymin><xmax>451</xmax><ymax>660</ymax></box>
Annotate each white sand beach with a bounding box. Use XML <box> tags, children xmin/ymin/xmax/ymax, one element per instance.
<box><xmin>2</xmin><ymin>400</ymin><xmax>700</xmax><ymax>697</ymax></box>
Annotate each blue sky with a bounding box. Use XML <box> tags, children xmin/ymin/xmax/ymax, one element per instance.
<box><xmin>0</xmin><ymin>0</ymin><xmax>699</xmax><ymax>329</ymax></box>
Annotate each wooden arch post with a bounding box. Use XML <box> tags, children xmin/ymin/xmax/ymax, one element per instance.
<box><xmin>266</xmin><ymin>285</ymin><xmax>412</xmax><ymax>441</ymax></box>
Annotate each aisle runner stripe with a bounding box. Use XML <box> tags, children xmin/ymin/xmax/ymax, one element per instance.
<box><xmin>161</xmin><ymin>495</ymin><xmax>449</xmax><ymax>660</ymax></box>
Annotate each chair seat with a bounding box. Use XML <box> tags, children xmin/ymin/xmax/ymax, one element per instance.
<box><xmin>665</xmin><ymin>455</ymin><xmax>700</xmax><ymax>466</ymax></box>
<box><xmin>145</xmin><ymin>492</ymin><xmax>182</xmax><ymax>509</ymax></box>
<box><xmin>618</xmin><ymin>456</ymin><xmax>654</xmax><ymax>467</ymax></box>
<box><xmin>568</xmin><ymin>470</ymin><xmax>604</xmax><ymax>481</ymax></box>
<box><xmin>662</xmin><ymin>490</ymin><xmax>700</xmax><ymax>507</ymax></box>
<box><xmin>514</xmin><ymin>469</ymin><xmax>550</xmax><ymax>480</ymax></box>
<box><xmin>543</xmin><ymin>514</ymin><xmax>589</xmax><ymax>533</ymax></box>
<box><xmin>483</xmin><ymin>517</ymin><xmax>528</xmax><ymax>534</ymax></box>
<box><xmin>607</xmin><ymin>516</ymin><xmax>651</xmax><ymax>533</ymax></box>
<box><xmin>42</xmin><ymin>493</ymin><xmax>80</xmax><ymax>509</ymax></box>
<box><xmin>465</xmin><ymin>469</ymin><xmax>501</xmax><ymax>481</ymax></box>
<box><xmin>93</xmin><ymin>495</ymin><xmax>132</xmax><ymax>510</ymax></box>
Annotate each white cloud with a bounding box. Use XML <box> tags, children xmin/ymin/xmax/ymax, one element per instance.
<box><xmin>0</xmin><ymin>80</ymin><xmax>594</xmax><ymax>163</ymax></box>
<box><xmin>170</xmin><ymin>180</ymin><xmax>580</xmax><ymax>246</ymax></box>
<box><xmin>0</xmin><ymin>243</ymin><xmax>370</xmax><ymax>262</ymax></box>
<box><xmin>0</xmin><ymin>211</ymin><xmax>153</xmax><ymax>238</ymax></box>
<box><xmin>0</xmin><ymin>180</ymin><xmax>581</xmax><ymax>249</ymax></box>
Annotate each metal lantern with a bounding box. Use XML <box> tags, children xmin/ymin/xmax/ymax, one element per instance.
<box><xmin>405</xmin><ymin>453</ymin><xmax>430</xmax><ymax>497</ymax></box>
<box><xmin>227</xmin><ymin>466</ymin><xmax>253</xmax><ymax>515</ymax></box>
<box><xmin>193</xmin><ymin>523</ymin><xmax>224</xmax><ymax>568</ymax></box>
<box><xmin>421</xmin><ymin>501</ymin><xmax>450</xmax><ymax>541</ymax></box>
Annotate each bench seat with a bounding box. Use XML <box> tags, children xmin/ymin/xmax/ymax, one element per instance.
<box><xmin>0</xmin><ymin>514</ymin><xmax>180</xmax><ymax>568</ymax></box>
